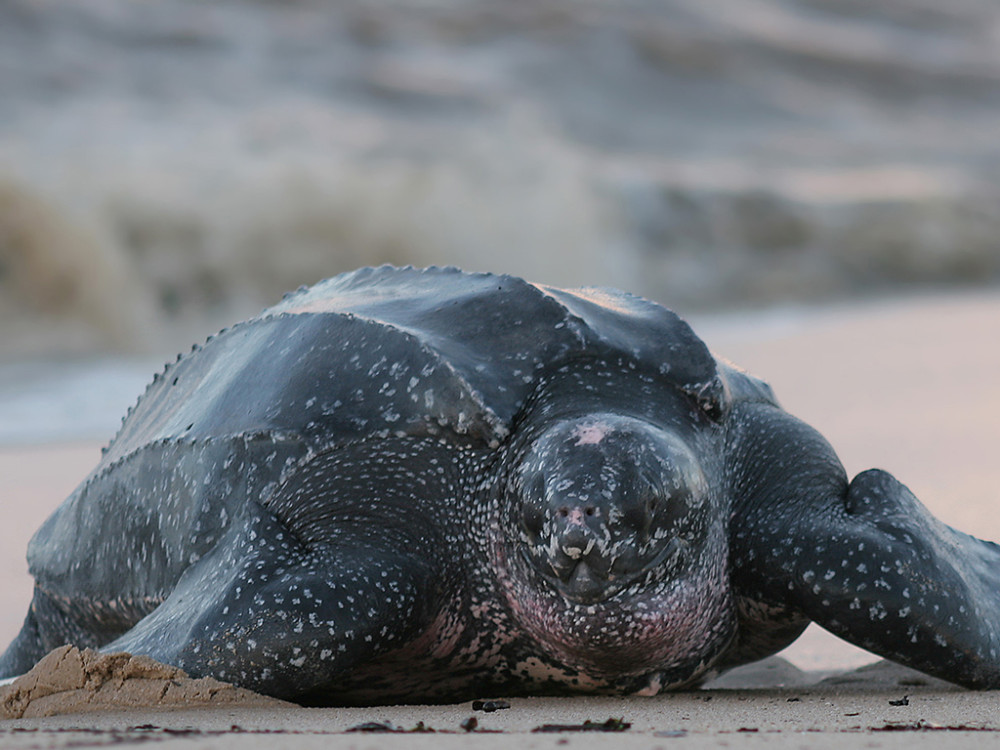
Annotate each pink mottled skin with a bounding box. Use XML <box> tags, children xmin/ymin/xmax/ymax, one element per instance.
<box><xmin>489</xmin><ymin>526</ymin><xmax>735</xmax><ymax>688</ymax></box>
<box><xmin>462</xmin><ymin>405</ymin><xmax>740</xmax><ymax>694</ymax></box>
<box><xmin>572</xmin><ymin>422</ymin><xmax>611</xmax><ymax>446</ymax></box>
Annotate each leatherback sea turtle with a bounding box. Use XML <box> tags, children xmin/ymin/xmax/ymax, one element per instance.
<box><xmin>2</xmin><ymin>266</ymin><xmax>999</xmax><ymax>703</ymax></box>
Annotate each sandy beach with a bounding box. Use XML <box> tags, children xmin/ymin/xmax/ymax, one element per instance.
<box><xmin>1</xmin><ymin>291</ymin><xmax>999</xmax><ymax>746</ymax></box>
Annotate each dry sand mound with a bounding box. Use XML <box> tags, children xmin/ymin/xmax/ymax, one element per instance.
<box><xmin>0</xmin><ymin>645</ymin><xmax>288</xmax><ymax>719</ymax></box>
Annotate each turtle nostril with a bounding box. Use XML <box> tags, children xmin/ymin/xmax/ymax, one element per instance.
<box><xmin>584</xmin><ymin>506</ymin><xmax>596</xmax><ymax>517</ymax></box>
<box><xmin>557</xmin><ymin>506</ymin><xmax>569</xmax><ymax>518</ymax></box>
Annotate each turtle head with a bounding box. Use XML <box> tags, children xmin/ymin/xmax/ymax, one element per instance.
<box><xmin>494</xmin><ymin>407</ymin><xmax>733</xmax><ymax>685</ymax></box>
<box><xmin>510</xmin><ymin>414</ymin><xmax>710</xmax><ymax>605</ymax></box>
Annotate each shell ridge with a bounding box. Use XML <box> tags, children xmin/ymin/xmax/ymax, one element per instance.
<box><xmin>265</xmin><ymin>309</ymin><xmax>508</xmax><ymax>444</ymax></box>
<box><xmin>102</xmin><ymin>314</ymin><xmax>284</xmax><ymax>456</ymax></box>
<box><xmin>91</xmin><ymin>430</ymin><xmax>303</xmax><ymax>494</ymax></box>
<box><xmin>109</xmin><ymin>308</ymin><xmax>510</xmax><ymax>459</ymax></box>
<box><xmin>531</xmin><ymin>282</ymin><xmax>726</xmax><ymax>415</ymax></box>
<box><xmin>266</xmin><ymin>268</ymin><xmax>580</xmax><ymax>438</ymax></box>
<box><xmin>105</xmin><ymin>267</ymin><xmax>724</xmax><ymax>462</ymax></box>
<box><xmin>272</xmin><ymin>264</ymin><xmax>511</xmax><ymax>312</ymax></box>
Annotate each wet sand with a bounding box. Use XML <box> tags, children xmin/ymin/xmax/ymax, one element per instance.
<box><xmin>1</xmin><ymin>291</ymin><xmax>999</xmax><ymax>745</ymax></box>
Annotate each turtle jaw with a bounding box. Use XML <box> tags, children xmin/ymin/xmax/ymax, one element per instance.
<box><xmin>502</xmin><ymin>527</ymin><xmax>734</xmax><ymax>682</ymax></box>
<box><xmin>522</xmin><ymin>536</ymin><xmax>685</xmax><ymax>605</ymax></box>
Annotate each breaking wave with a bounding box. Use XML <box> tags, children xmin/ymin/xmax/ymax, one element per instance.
<box><xmin>3</xmin><ymin>0</ymin><xmax>1000</xmax><ymax>359</ymax></box>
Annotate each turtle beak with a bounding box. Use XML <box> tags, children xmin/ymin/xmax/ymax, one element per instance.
<box><xmin>523</xmin><ymin>532</ymin><xmax>685</xmax><ymax>605</ymax></box>
<box><xmin>520</xmin><ymin>544</ymin><xmax>613</xmax><ymax>605</ymax></box>
<box><xmin>556</xmin><ymin>559</ymin><xmax>610</xmax><ymax>604</ymax></box>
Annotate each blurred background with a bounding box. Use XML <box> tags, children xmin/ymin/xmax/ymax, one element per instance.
<box><xmin>2</xmin><ymin>0</ymin><xmax>1000</xmax><ymax>673</ymax></box>
<box><xmin>3</xmin><ymin>0</ymin><xmax>1000</xmax><ymax>365</ymax></box>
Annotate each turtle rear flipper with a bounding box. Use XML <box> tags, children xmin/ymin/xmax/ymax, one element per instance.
<box><xmin>729</xmin><ymin>402</ymin><xmax>1000</xmax><ymax>689</ymax></box>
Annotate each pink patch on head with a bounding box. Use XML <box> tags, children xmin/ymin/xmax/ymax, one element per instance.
<box><xmin>573</xmin><ymin>423</ymin><xmax>610</xmax><ymax>446</ymax></box>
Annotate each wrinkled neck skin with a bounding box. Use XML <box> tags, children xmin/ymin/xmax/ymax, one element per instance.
<box><xmin>487</xmin><ymin>363</ymin><xmax>736</xmax><ymax>693</ymax></box>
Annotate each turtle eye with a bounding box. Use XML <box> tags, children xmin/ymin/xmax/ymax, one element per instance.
<box><xmin>521</xmin><ymin>504</ymin><xmax>544</xmax><ymax>540</ymax></box>
<box><xmin>519</xmin><ymin>475</ymin><xmax>546</xmax><ymax>538</ymax></box>
<box><xmin>623</xmin><ymin>487</ymin><xmax>659</xmax><ymax>535</ymax></box>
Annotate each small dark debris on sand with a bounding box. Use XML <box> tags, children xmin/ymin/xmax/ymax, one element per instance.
<box><xmin>532</xmin><ymin>717</ymin><xmax>631</xmax><ymax>733</ymax></box>
<box><xmin>345</xmin><ymin>721</ymin><xmax>435</xmax><ymax>733</ymax></box>
<box><xmin>871</xmin><ymin>721</ymin><xmax>998</xmax><ymax>732</ymax></box>
<box><xmin>459</xmin><ymin>716</ymin><xmax>478</xmax><ymax>732</ymax></box>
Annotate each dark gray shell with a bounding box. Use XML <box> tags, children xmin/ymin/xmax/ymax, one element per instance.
<box><xmin>106</xmin><ymin>265</ymin><xmax>731</xmax><ymax>461</ymax></box>
<box><xmin>26</xmin><ymin>266</ymin><xmax>763</xmax><ymax>607</ymax></box>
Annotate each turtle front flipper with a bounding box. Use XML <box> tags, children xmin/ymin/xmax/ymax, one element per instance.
<box><xmin>727</xmin><ymin>402</ymin><xmax>1000</xmax><ymax>689</ymax></box>
<box><xmin>99</xmin><ymin>508</ymin><xmax>442</xmax><ymax>702</ymax></box>
<box><xmin>104</xmin><ymin>437</ymin><xmax>470</xmax><ymax>703</ymax></box>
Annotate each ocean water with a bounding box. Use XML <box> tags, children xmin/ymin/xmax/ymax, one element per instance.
<box><xmin>0</xmin><ymin>358</ymin><xmax>160</xmax><ymax>447</ymax></box>
<box><xmin>3</xmin><ymin>0</ymin><xmax>1000</xmax><ymax>361</ymax></box>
